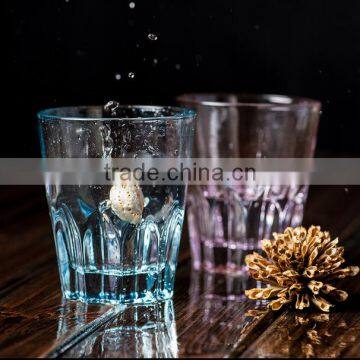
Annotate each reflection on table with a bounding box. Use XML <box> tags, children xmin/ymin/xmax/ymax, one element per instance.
<box><xmin>59</xmin><ymin>300</ymin><xmax>178</xmax><ymax>358</ymax></box>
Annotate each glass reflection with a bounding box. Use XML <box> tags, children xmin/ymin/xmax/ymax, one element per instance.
<box><xmin>189</xmin><ymin>268</ymin><xmax>263</xmax><ymax>302</ymax></box>
<box><xmin>183</xmin><ymin>269</ymin><xmax>264</xmax><ymax>356</ymax></box>
<box><xmin>56</xmin><ymin>299</ymin><xmax>92</xmax><ymax>338</ymax></box>
<box><xmin>61</xmin><ymin>300</ymin><xmax>178</xmax><ymax>358</ymax></box>
<box><xmin>245</xmin><ymin>311</ymin><xmax>358</xmax><ymax>358</ymax></box>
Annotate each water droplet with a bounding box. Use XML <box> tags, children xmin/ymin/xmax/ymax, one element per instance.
<box><xmin>148</xmin><ymin>33</ymin><xmax>158</xmax><ymax>41</ymax></box>
<box><xmin>128</xmin><ymin>72</ymin><xmax>135</xmax><ymax>79</ymax></box>
<box><xmin>129</xmin><ymin>1</ymin><xmax>135</xmax><ymax>9</ymax></box>
<box><xmin>345</xmin><ymin>187</ymin><xmax>349</xmax><ymax>193</ymax></box>
<box><xmin>175</xmin><ymin>64</ymin><xmax>181</xmax><ymax>70</ymax></box>
<box><xmin>153</xmin><ymin>58</ymin><xmax>158</xmax><ymax>65</ymax></box>
<box><xmin>195</xmin><ymin>54</ymin><xmax>202</xmax><ymax>67</ymax></box>
<box><xmin>115</xmin><ymin>73</ymin><xmax>121</xmax><ymax>80</ymax></box>
<box><xmin>104</xmin><ymin>101</ymin><xmax>120</xmax><ymax>117</ymax></box>
<box><xmin>254</xmin><ymin>24</ymin><xmax>259</xmax><ymax>30</ymax></box>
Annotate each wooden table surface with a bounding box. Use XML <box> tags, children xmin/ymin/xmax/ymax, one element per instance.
<box><xmin>0</xmin><ymin>186</ymin><xmax>360</xmax><ymax>358</ymax></box>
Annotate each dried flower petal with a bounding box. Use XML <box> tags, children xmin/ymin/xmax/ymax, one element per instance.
<box><xmin>311</xmin><ymin>295</ymin><xmax>332</xmax><ymax>312</ymax></box>
<box><xmin>303</xmin><ymin>266</ymin><xmax>319</xmax><ymax>278</ymax></box>
<box><xmin>325</xmin><ymin>266</ymin><xmax>359</xmax><ymax>280</ymax></box>
<box><xmin>308</xmin><ymin>246</ymin><xmax>320</xmax><ymax>266</ymax></box>
<box><xmin>245</xmin><ymin>287</ymin><xmax>282</xmax><ymax>300</ymax></box>
<box><xmin>283</xmin><ymin>269</ymin><xmax>299</xmax><ymax>278</ymax></box>
<box><xmin>268</xmin><ymin>297</ymin><xmax>289</xmax><ymax>311</ymax></box>
<box><xmin>296</xmin><ymin>293</ymin><xmax>310</xmax><ymax>310</ymax></box>
<box><xmin>321</xmin><ymin>283</ymin><xmax>336</xmax><ymax>294</ymax></box>
<box><xmin>350</xmin><ymin>266</ymin><xmax>360</xmax><ymax>276</ymax></box>
<box><xmin>245</xmin><ymin>225</ymin><xmax>359</xmax><ymax>312</ymax></box>
<box><xmin>308</xmin><ymin>280</ymin><xmax>323</xmax><ymax>295</ymax></box>
<box><xmin>329</xmin><ymin>289</ymin><xmax>348</xmax><ymax>302</ymax></box>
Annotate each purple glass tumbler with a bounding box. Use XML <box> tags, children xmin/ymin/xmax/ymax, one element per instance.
<box><xmin>177</xmin><ymin>94</ymin><xmax>321</xmax><ymax>274</ymax></box>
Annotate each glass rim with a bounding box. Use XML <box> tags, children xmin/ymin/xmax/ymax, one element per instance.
<box><xmin>37</xmin><ymin>105</ymin><xmax>196</xmax><ymax>122</ymax></box>
<box><xmin>177</xmin><ymin>93</ymin><xmax>321</xmax><ymax>110</ymax></box>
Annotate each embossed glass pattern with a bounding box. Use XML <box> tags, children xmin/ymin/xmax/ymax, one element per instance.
<box><xmin>38</xmin><ymin>105</ymin><xmax>195</xmax><ymax>304</ymax></box>
<box><xmin>178</xmin><ymin>94</ymin><xmax>321</xmax><ymax>274</ymax></box>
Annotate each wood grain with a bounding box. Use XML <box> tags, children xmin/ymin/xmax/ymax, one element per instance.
<box><xmin>0</xmin><ymin>186</ymin><xmax>360</xmax><ymax>358</ymax></box>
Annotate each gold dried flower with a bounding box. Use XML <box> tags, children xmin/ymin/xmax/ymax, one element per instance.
<box><xmin>245</xmin><ymin>226</ymin><xmax>359</xmax><ymax>312</ymax></box>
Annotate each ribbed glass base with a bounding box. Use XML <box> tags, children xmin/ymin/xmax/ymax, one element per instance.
<box><xmin>61</xmin><ymin>266</ymin><xmax>174</xmax><ymax>304</ymax></box>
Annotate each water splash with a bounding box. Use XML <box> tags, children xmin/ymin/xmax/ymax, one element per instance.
<box><xmin>148</xmin><ymin>33</ymin><xmax>158</xmax><ymax>41</ymax></box>
<box><xmin>128</xmin><ymin>72</ymin><xmax>135</xmax><ymax>79</ymax></box>
<box><xmin>104</xmin><ymin>101</ymin><xmax>121</xmax><ymax>117</ymax></box>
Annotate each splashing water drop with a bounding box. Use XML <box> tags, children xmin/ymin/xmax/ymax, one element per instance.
<box><xmin>148</xmin><ymin>33</ymin><xmax>158</xmax><ymax>41</ymax></box>
<box><xmin>128</xmin><ymin>72</ymin><xmax>135</xmax><ymax>79</ymax></box>
<box><xmin>104</xmin><ymin>101</ymin><xmax>120</xmax><ymax>117</ymax></box>
<box><xmin>129</xmin><ymin>2</ymin><xmax>135</xmax><ymax>9</ymax></box>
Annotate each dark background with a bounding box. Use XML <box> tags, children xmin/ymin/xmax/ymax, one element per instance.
<box><xmin>5</xmin><ymin>0</ymin><xmax>360</xmax><ymax>156</ymax></box>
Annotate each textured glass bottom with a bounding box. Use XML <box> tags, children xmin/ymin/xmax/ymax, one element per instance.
<box><xmin>188</xmin><ymin>185</ymin><xmax>308</xmax><ymax>274</ymax></box>
<box><xmin>61</xmin><ymin>266</ymin><xmax>173</xmax><ymax>304</ymax></box>
<box><xmin>48</xmin><ymin>185</ymin><xmax>185</xmax><ymax>304</ymax></box>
